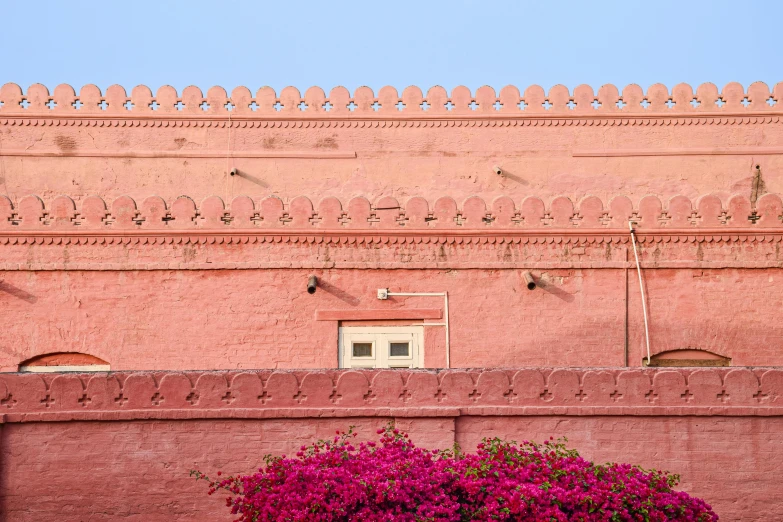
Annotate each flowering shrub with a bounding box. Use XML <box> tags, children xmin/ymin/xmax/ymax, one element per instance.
<box><xmin>193</xmin><ymin>425</ymin><xmax>717</xmax><ymax>521</ymax></box>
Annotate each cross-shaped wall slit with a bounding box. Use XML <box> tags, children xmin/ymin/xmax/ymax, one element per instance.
<box><xmin>186</xmin><ymin>391</ymin><xmax>199</xmax><ymax>405</ymax></box>
<box><xmin>221</xmin><ymin>391</ymin><xmax>234</xmax><ymax>405</ymax></box>
<box><xmin>257</xmin><ymin>390</ymin><xmax>271</xmax><ymax>404</ymax></box>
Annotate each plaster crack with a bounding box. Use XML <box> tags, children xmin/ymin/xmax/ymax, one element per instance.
<box><xmin>24</xmin><ymin>133</ymin><xmax>45</xmax><ymax>151</ymax></box>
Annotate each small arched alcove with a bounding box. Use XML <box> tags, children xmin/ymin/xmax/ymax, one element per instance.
<box><xmin>644</xmin><ymin>349</ymin><xmax>730</xmax><ymax>367</ymax></box>
<box><xmin>19</xmin><ymin>352</ymin><xmax>110</xmax><ymax>373</ymax></box>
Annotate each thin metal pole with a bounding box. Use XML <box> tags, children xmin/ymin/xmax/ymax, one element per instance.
<box><xmin>444</xmin><ymin>292</ymin><xmax>450</xmax><ymax>369</ymax></box>
<box><xmin>387</xmin><ymin>292</ymin><xmax>446</xmax><ymax>297</ymax></box>
<box><xmin>629</xmin><ymin>223</ymin><xmax>651</xmax><ymax>365</ymax></box>
<box><xmin>625</xmin><ymin>247</ymin><xmax>629</xmax><ymax>367</ymax></box>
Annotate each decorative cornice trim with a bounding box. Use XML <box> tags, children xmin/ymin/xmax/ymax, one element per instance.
<box><xmin>1</xmin><ymin>115</ymin><xmax>780</xmax><ymax>129</ymax></box>
<box><xmin>1</xmin><ymin>228</ymin><xmax>782</xmax><ymax>246</ymax></box>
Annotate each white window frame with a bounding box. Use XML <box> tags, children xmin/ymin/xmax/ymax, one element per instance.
<box><xmin>339</xmin><ymin>326</ymin><xmax>424</xmax><ymax>369</ymax></box>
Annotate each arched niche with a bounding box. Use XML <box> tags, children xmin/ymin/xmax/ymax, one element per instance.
<box><xmin>19</xmin><ymin>352</ymin><xmax>110</xmax><ymax>372</ymax></box>
<box><xmin>644</xmin><ymin>349</ymin><xmax>730</xmax><ymax>368</ymax></box>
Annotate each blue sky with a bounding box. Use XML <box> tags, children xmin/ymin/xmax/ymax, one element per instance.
<box><xmin>1</xmin><ymin>0</ymin><xmax>779</xmax><ymax>94</ymax></box>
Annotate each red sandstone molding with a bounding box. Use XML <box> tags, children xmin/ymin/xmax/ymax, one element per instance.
<box><xmin>1</xmin><ymin>194</ymin><xmax>781</xmax><ymax>236</ymax></box>
<box><xmin>0</xmin><ymin>368</ymin><xmax>780</xmax><ymax>422</ymax></box>
<box><xmin>1</xmin><ymin>117</ymin><xmax>779</xmax><ymax>130</ymax></box>
<box><xmin>315</xmin><ymin>309</ymin><xmax>442</xmax><ymax>321</ymax></box>
<box><xmin>1</xmin><ymin>82</ymin><xmax>781</xmax><ymax>119</ymax></box>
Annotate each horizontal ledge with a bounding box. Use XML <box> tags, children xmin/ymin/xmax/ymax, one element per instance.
<box><xmin>0</xmin><ymin>227</ymin><xmax>783</xmax><ymax>243</ymax></box>
<box><xmin>0</xmin><ymin>149</ymin><xmax>356</xmax><ymax>159</ymax></box>
<box><xmin>3</xmin><ymin>405</ymin><xmax>782</xmax><ymax>423</ymax></box>
<box><xmin>4</xmin><ymin>147</ymin><xmax>780</xmax><ymax>159</ymax></box>
<box><xmin>1</xmin><ymin>227</ymin><xmax>781</xmax><ymax>239</ymax></box>
<box><xmin>316</xmin><ymin>309</ymin><xmax>442</xmax><ymax>321</ymax></box>
<box><xmin>573</xmin><ymin>147</ymin><xmax>783</xmax><ymax>157</ymax></box>
<box><xmin>0</xmin><ymin>111</ymin><xmax>781</xmax><ymax>122</ymax></box>
<box><xmin>3</xmin><ymin>262</ymin><xmax>783</xmax><ymax>271</ymax></box>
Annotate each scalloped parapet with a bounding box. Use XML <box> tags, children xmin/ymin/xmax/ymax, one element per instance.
<box><xmin>0</xmin><ymin>368</ymin><xmax>780</xmax><ymax>418</ymax></box>
<box><xmin>0</xmin><ymin>193</ymin><xmax>780</xmax><ymax>231</ymax></box>
<box><xmin>1</xmin><ymin>82</ymin><xmax>781</xmax><ymax>117</ymax></box>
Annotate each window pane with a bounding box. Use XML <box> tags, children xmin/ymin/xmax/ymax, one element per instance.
<box><xmin>389</xmin><ymin>342</ymin><xmax>410</xmax><ymax>357</ymax></box>
<box><xmin>352</xmin><ymin>342</ymin><xmax>373</xmax><ymax>357</ymax></box>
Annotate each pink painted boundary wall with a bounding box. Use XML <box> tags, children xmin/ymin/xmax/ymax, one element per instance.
<box><xmin>0</xmin><ymin>368</ymin><xmax>781</xmax><ymax>521</ymax></box>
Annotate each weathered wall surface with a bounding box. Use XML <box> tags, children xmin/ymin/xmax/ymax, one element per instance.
<box><xmin>2</xmin><ymin>191</ymin><xmax>783</xmax><ymax>370</ymax></box>
<box><xmin>1</xmin><ymin>83</ymin><xmax>781</xmax><ymax>520</ymax></box>
<box><xmin>1</xmin><ymin>191</ymin><xmax>782</xmax><ymax>370</ymax></box>
<box><xmin>0</xmin><ymin>368</ymin><xmax>781</xmax><ymax>521</ymax></box>
<box><xmin>2</xmin><ymin>82</ymin><xmax>783</xmax><ymax>370</ymax></box>
<box><xmin>1</xmin><ymin>82</ymin><xmax>782</xmax><ymax>203</ymax></box>
<box><xmin>1</xmin><ymin>266</ymin><xmax>783</xmax><ymax>371</ymax></box>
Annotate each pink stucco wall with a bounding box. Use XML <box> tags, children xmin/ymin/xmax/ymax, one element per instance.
<box><xmin>3</xmin><ymin>415</ymin><xmax>780</xmax><ymax>521</ymax></box>
<box><xmin>2</xmin><ymin>82</ymin><xmax>782</xmax><ymax>370</ymax></box>
<box><xmin>1</xmin><ymin>82</ymin><xmax>782</xmax><ymax>204</ymax></box>
<box><xmin>1</xmin><ymin>267</ymin><xmax>783</xmax><ymax>371</ymax></box>
<box><xmin>1</xmin><ymin>368</ymin><xmax>781</xmax><ymax>521</ymax></box>
<box><xmin>1</xmin><ymin>82</ymin><xmax>782</xmax><ymax>519</ymax></box>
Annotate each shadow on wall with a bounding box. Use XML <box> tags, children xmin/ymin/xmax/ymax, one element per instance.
<box><xmin>536</xmin><ymin>279</ymin><xmax>574</xmax><ymax>302</ymax></box>
<box><xmin>232</xmin><ymin>169</ymin><xmax>269</xmax><ymax>188</ymax></box>
<box><xmin>496</xmin><ymin>167</ymin><xmax>529</xmax><ymax>187</ymax></box>
<box><xmin>0</xmin><ymin>281</ymin><xmax>37</xmax><ymax>303</ymax></box>
<box><xmin>316</xmin><ymin>279</ymin><xmax>361</xmax><ymax>306</ymax></box>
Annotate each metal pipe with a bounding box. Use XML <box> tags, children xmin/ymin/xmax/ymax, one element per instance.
<box><xmin>629</xmin><ymin>222</ymin><xmax>651</xmax><ymax>365</ymax></box>
<box><xmin>387</xmin><ymin>292</ymin><xmax>446</xmax><ymax>297</ymax></box>
<box><xmin>307</xmin><ymin>275</ymin><xmax>318</xmax><ymax>294</ymax></box>
<box><xmin>444</xmin><ymin>292</ymin><xmax>450</xmax><ymax>369</ymax></box>
<box><xmin>624</xmin><ymin>247</ymin><xmax>629</xmax><ymax>367</ymax></box>
<box><xmin>522</xmin><ymin>271</ymin><xmax>536</xmax><ymax>290</ymax></box>
<box><xmin>386</xmin><ymin>291</ymin><xmax>450</xmax><ymax>368</ymax></box>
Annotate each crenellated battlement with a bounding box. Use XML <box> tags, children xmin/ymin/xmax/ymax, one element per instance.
<box><xmin>1</xmin><ymin>82</ymin><xmax>781</xmax><ymax>117</ymax></box>
<box><xmin>0</xmin><ymin>367</ymin><xmax>781</xmax><ymax>421</ymax></box>
<box><xmin>1</xmin><ymin>192</ymin><xmax>782</xmax><ymax>234</ymax></box>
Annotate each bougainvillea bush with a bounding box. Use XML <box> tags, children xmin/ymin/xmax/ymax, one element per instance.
<box><xmin>193</xmin><ymin>425</ymin><xmax>717</xmax><ymax>521</ymax></box>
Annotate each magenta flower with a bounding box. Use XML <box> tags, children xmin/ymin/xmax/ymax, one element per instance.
<box><xmin>193</xmin><ymin>425</ymin><xmax>717</xmax><ymax>521</ymax></box>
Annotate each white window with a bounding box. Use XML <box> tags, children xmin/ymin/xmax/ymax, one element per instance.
<box><xmin>339</xmin><ymin>326</ymin><xmax>424</xmax><ymax>369</ymax></box>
